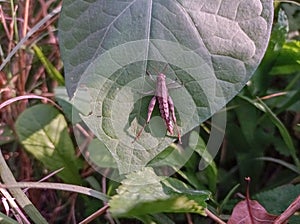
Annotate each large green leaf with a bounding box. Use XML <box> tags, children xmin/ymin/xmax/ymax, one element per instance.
<box><xmin>15</xmin><ymin>104</ymin><xmax>83</xmax><ymax>184</ymax></box>
<box><xmin>59</xmin><ymin>1</ymin><xmax>274</xmax><ymax>174</ymax></box>
<box><xmin>109</xmin><ymin>167</ymin><xmax>210</xmax><ymax>217</ymax></box>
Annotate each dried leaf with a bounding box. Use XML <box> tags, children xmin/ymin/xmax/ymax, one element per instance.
<box><xmin>228</xmin><ymin>177</ymin><xmax>288</xmax><ymax>224</ymax></box>
<box><xmin>228</xmin><ymin>199</ymin><xmax>279</xmax><ymax>224</ymax></box>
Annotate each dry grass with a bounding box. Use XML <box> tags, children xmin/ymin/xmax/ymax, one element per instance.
<box><xmin>0</xmin><ymin>1</ymin><xmax>79</xmax><ymax>222</ymax></box>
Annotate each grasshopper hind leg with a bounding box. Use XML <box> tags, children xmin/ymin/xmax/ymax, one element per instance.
<box><xmin>132</xmin><ymin>96</ymin><xmax>157</xmax><ymax>143</ymax></box>
<box><xmin>168</xmin><ymin>96</ymin><xmax>182</xmax><ymax>144</ymax></box>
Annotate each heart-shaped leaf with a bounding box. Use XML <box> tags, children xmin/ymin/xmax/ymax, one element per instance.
<box><xmin>59</xmin><ymin>1</ymin><xmax>273</xmax><ymax>175</ymax></box>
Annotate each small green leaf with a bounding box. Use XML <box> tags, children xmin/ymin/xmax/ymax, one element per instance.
<box><xmin>109</xmin><ymin>168</ymin><xmax>210</xmax><ymax>217</ymax></box>
<box><xmin>15</xmin><ymin>104</ymin><xmax>83</xmax><ymax>184</ymax></box>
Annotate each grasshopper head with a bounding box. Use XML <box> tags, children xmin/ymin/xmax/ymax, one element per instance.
<box><xmin>157</xmin><ymin>73</ymin><xmax>166</xmax><ymax>81</ymax></box>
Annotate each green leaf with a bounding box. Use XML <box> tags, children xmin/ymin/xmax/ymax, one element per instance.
<box><xmin>277</xmin><ymin>90</ymin><xmax>300</xmax><ymax>113</ymax></box>
<box><xmin>88</xmin><ymin>138</ymin><xmax>117</xmax><ymax>168</ymax></box>
<box><xmin>254</xmin><ymin>184</ymin><xmax>300</xmax><ymax>215</ymax></box>
<box><xmin>256</xmin><ymin>98</ymin><xmax>300</xmax><ymax>167</ymax></box>
<box><xmin>190</xmin><ymin>132</ymin><xmax>218</xmax><ymax>192</ymax></box>
<box><xmin>109</xmin><ymin>167</ymin><xmax>210</xmax><ymax>217</ymax></box>
<box><xmin>269</xmin><ymin>41</ymin><xmax>300</xmax><ymax>75</ymax></box>
<box><xmin>256</xmin><ymin>157</ymin><xmax>300</xmax><ymax>174</ymax></box>
<box><xmin>235</xmin><ymin>98</ymin><xmax>259</xmax><ymax>144</ymax></box>
<box><xmin>252</xmin><ymin>7</ymin><xmax>288</xmax><ymax>94</ymax></box>
<box><xmin>54</xmin><ymin>87</ymin><xmax>82</xmax><ymax>124</ymax></box>
<box><xmin>59</xmin><ymin>1</ymin><xmax>274</xmax><ymax>174</ymax></box>
<box><xmin>15</xmin><ymin>104</ymin><xmax>83</xmax><ymax>184</ymax></box>
<box><xmin>149</xmin><ymin>214</ymin><xmax>176</xmax><ymax>224</ymax></box>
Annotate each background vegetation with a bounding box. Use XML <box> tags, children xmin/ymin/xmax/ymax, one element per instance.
<box><xmin>0</xmin><ymin>1</ymin><xmax>299</xmax><ymax>223</ymax></box>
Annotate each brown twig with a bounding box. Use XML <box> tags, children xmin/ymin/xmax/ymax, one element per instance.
<box><xmin>205</xmin><ymin>208</ymin><xmax>226</xmax><ymax>224</ymax></box>
<box><xmin>79</xmin><ymin>204</ymin><xmax>110</xmax><ymax>224</ymax></box>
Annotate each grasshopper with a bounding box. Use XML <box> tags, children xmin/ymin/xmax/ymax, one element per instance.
<box><xmin>133</xmin><ymin>70</ymin><xmax>182</xmax><ymax>144</ymax></box>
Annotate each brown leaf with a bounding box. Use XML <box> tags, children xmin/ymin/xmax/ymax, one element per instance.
<box><xmin>227</xmin><ymin>177</ymin><xmax>288</xmax><ymax>224</ymax></box>
<box><xmin>227</xmin><ymin>199</ymin><xmax>279</xmax><ymax>224</ymax></box>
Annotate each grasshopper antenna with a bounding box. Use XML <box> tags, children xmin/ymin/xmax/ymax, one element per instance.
<box><xmin>148</xmin><ymin>62</ymin><xmax>169</xmax><ymax>75</ymax></box>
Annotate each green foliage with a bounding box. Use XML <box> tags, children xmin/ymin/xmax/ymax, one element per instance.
<box><xmin>218</xmin><ymin>4</ymin><xmax>300</xmax><ymax>221</ymax></box>
<box><xmin>270</xmin><ymin>41</ymin><xmax>300</xmax><ymax>75</ymax></box>
<box><xmin>15</xmin><ymin>104</ymin><xmax>83</xmax><ymax>184</ymax></box>
<box><xmin>109</xmin><ymin>168</ymin><xmax>210</xmax><ymax>217</ymax></box>
<box><xmin>1</xmin><ymin>0</ymin><xmax>299</xmax><ymax>223</ymax></box>
<box><xmin>33</xmin><ymin>45</ymin><xmax>65</xmax><ymax>85</ymax></box>
<box><xmin>255</xmin><ymin>184</ymin><xmax>300</xmax><ymax>215</ymax></box>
